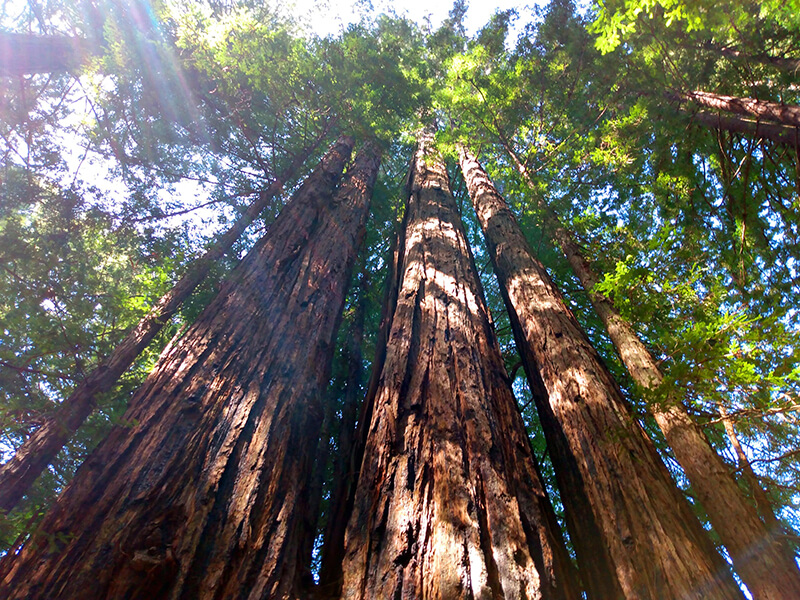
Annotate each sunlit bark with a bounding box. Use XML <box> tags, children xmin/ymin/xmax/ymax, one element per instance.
<box><xmin>681</xmin><ymin>90</ymin><xmax>800</xmax><ymax>128</ymax></box>
<box><xmin>340</xmin><ymin>132</ymin><xmax>578</xmax><ymax>600</ymax></box>
<box><xmin>0</xmin><ymin>137</ymin><xmax>382</xmax><ymax>600</ymax></box>
<box><xmin>691</xmin><ymin>110</ymin><xmax>799</xmax><ymax>149</ymax></box>
<box><xmin>460</xmin><ymin>146</ymin><xmax>745</xmax><ymax>600</ymax></box>
<box><xmin>0</xmin><ymin>124</ymin><xmax>334</xmax><ymax>514</ymax></box>
<box><xmin>478</xmin><ymin>134</ymin><xmax>800</xmax><ymax>598</ymax></box>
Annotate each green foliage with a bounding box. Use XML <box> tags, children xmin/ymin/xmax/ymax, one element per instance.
<box><xmin>2</xmin><ymin>0</ymin><xmax>800</xmax><ymax>582</ymax></box>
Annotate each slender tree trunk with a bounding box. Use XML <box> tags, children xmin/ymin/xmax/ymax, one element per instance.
<box><xmin>690</xmin><ymin>110</ymin><xmax>800</xmax><ymax>149</ymax></box>
<box><xmin>0</xmin><ymin>124</ymin><xmax>332</xmax><ymax>514</ymax></box>
<box><xmin>718</xmin><ymin>405</ymin><xmax>787</xmax><ymax>533</ymax></box>
<box><xmin>459</xmin><ymin>147</ymin><xmax>745</xmax><ymax>600</ymax></box>
<box><xmin>0</xmin><ymin>136</ymin><xmax>382</xmax><ymax>600</ymax></box>
<box><xmin>339</xmin><ymin>132</ymin><xmax>579</xmax><ymax>600</ymax></box>
<box><xmin>680</xmin><ymin>90</ymin><xmax>800</xmax><ymax>128</ymax></box>
<box><xmin>320</xmin><ymin>226</ymin><xmax>405</xmax><ymax>596</ymax></box>
<box><xmin>318</xmin><ymin>268</ymin><xmax>369</xmax><ymax>597</ymax></box>
<box><xmin>0</xmin><ymin>32</ymin><xmax>98</xmax><ymax>76</ymax></box>
<box><xmin>477</xmin><ymin>136</ymin><xmax>800</xmax><ymax>598</ymax></box>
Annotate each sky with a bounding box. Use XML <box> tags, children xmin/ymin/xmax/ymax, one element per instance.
<box><xmin>292</xmin><ymin>0</ymin><xmax>541</xmax><ymax>39</ymax></box>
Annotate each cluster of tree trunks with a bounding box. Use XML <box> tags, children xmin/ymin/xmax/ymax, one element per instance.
<box><xmin>2</xmin><ymin>126</ymin><xmax>800</xmax><ymax>600</ymax></box>
<box><xmin>0</xmin><ymin>121</ymin><xmax>333</xmax><ymax>514</ymax></box>
<box><xmin>459</xmin><ymin>147</ymin><xmax>745</xmax><ymax>600</ymax></box>
<box><xmin>338</xmin><ymin>131</ymin><xmax>579</xmax><ymax>600</ymax></box>
<box><xmin>0</xmin><ymin>136</ymin><xmax>380</xmax><ymax>600</ymax></box>
<box><xmin>484</xmin><ymin>130</ymin><xmax>800</xmax><ymax>598</ymax></box>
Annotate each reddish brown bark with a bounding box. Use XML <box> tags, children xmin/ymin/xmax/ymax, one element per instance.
<box><xmin>477</xmin><ymin>135</ymin><xmax>800</xmax><ymax>598</ymax></box>
<box><xmin>0</xmin><ymin>136</ymin><xmax>381</xmax><ymax>600</ymax></box>
<box><xmin>689</xmin><ymin>110</ymin><xmax>800</xmax><ymax>149</ymax></box>
<box><xmin>0</xmin><ymin>125</ymin><xmax>332</xmax><ymax>514</ymax></box>
<box><xmin>681</xmin><ymin>90</ymin><xmax>800</xmax><ymax>128</ymax></box>
<box><xmin>706</xmin><ymin>45</ymin><xmax>800</xmax><ymax>73</ymax></box>
<box><xmin>318</xmin><ymin>269</ymin><xmax>369</xmax><ymax>597</ymax></box>
<box><xmin>459</xmin><ymin>147</ymin><xmax>745</xmax><ymax>600</ymax></box>
<box><xmin>339</xmin><ymin>132</ymin><xmax>578</xmax><ymax>600</ymax></box>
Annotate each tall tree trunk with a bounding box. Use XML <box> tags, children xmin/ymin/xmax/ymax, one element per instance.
<box><xmin>320</xmin><ymin>225</ymin><xmax>406</xmax><ymax>596</ymax></box>
<box><xmin>459</xmin><ymin>147</ymin><xmax>745</xmax><ymax>600</ymax></box>
<box><xmin>0</xmin><ymin>124</ymin><xmax>332</xmax><ymax>514</ymax></box>
<box><xmin>0</xmin><ymin>136</ymin><xmax>381</xmax><ymax>600</ymax></box>
<box><xmin>718</xmin><ymin>405</ymin><xmax>787</xmax><ymax>534</ymax></box>
<box><xmin>476</xmin><ymin>135</ymin><xmax>800</xmax><ymax>597</ymax></box>
<box><xmin>318</xmin><ymin>267</ymin><xmax>369</xmax><ymax>597</ymax></box>
<box><xmin>339</xmin><ymin>132</ymin><xmax>579</xmax><ymax>600</ymax></box>
<box><xmin>679</xmin><ymin>90</ymin><xmax>800</xmax><ymax>128</ymax></box>
<box><xmin>690</xmin><ymin>110</ymin><xmax>799</xmax><ymax>149</ymax></box>
<box><xmin>0</xmin><ymin>32</ymin><xmax>98</xmax><ymax>76</ymax></box>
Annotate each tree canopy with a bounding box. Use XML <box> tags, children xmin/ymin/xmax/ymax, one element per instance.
<box><xmin>1</xmin><ymin>0</ymin><xmax>799</xmax><ymax>595</ymax></box>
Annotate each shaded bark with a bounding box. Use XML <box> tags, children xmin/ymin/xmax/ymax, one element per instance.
<box><xmin>0</xmin><ymin>32</ymin><xmax>98</xmax><ymax>76</ymax></box>
<box><xmin>0</xmin><ymin>124</ymin><xmax>332</xmax><ymax>514</ymax></box>
<box><xmin>0</xmin><ymin>136</ymin><xmax>380</xmax><ymax>600</ymax></box>
<box><xmin>340</xmin><ymin>132</ymin><xmax>579</xmax><ymax>600</ymax></box>
<box><xmin>459</xmin><ymin>147</ymin><xmax>745</xmax><ymax>600</ymax></box>
<box><xmin>680</xmin><ymin>90</ymin><xmax>800</xmax><ymax>128</ymax></box>
<box><xmin>477</xmin><ymin>133</ymin><xmax>800</xmax><ymax>597</ymax></box>
<box><xmin>318</xmin><ymin>268</ymin><xmax>369</xmax><ymax>597</ymax></box>
<box><xmin>691</xmin><ymin>110</ymin><xmax>800</xmax><ymax>149</ymax></box>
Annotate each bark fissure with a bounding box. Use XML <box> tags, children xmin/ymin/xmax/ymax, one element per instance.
<box><xmin>340</xmin><ymin>132</ymin><xmax>578</xmax><ymax>600</ymax></box>
<box><xmin>0</xmin><ymin>136</ymin><xmax>386</xmax><ymax>600</ymax></box>
<box><xmin>459</xmin><ymin>146</ymin><xmax>746</xmax><ymax>600</ymax></box>
<box><xmin>0</xmin><ymin>122</ymin><xmax>334</xmax><ymax>513</ymax></box>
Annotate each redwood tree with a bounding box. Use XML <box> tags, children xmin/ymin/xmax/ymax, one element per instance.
<box><xmin>458</xmin><ymin>147</ymin><xmax>745</xmax><ymax>600</ymax></box>
<box><xmin>0</xmin><ymin>122</ymin><xmax>332</xmax><ymax>514</ymax></box>
<box><xmin>0</xmin><ymin>136</ymin><xmax>381</xmax><ymax>600</ymax></box>
<box><xmin>339</xmin><ymin>132</ymin><xmax>578</xmax><ymax>600</ymax></box>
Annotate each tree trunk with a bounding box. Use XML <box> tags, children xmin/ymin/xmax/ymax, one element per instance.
<box><xmin>0</xmin><ymin>136</ymin><xmax>381</xmax><ymax>600</ymax></box>
<box><xmin>718</xmin><ymin>405</ymin><xmax>788</xmax><ymax>534</ymax></box>
<box><xmin>475</xmin><ymin>135</ymin><xmax>800</xmax><ymax>597</ymax></box>
<box><xmin>690</xmin><ymin>110</ymin><xmax>799</xmax><ymax>149</ymax></box>
<box><xmin>459</xmin><ymin>146</ymin><xmax>745</xmax><ymax>600</ymax></box>
<box><xmin>339</xmin><ymin>132</ymin><xmax>579</xmax><ymax>600</ymax></box>
<box><xmin>0</xmin><ymin>32</ymin><xmax>98</xmax><ymax>76</ymax></box>
<box><xmin>680</xmin><ymin>90</ymin><xmax>800</xmax><ymax>128</ymax></box>
<box><xmin>318</xmin><ymin>268</ymin><xmax>369</xmax><ymax>597</ymax></box>
<box><xmin>0</xmin><ymin>124</ymin><xmax>332</xmax><ymax>514</ymax></box>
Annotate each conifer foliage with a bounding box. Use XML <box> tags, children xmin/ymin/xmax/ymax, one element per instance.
<box><xmin>1</xmin><ymin>1</ymin><xmax>799</xmax><ymax>598</ymax></box>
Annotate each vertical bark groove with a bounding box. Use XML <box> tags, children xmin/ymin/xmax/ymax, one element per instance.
<box><xmin>0</xmin><ymin>122</ymin><xmax>333</xmax><ymax>514</ymax></box>
<box><xmin>459</xmin><ymin>147</ymin><xmax>746</xmax><ymax>600</ymax></box>
<box><xmin>0</xmin><ymin>136</ymin><xmax>382</xmax><ymax>600</ymax></box>
<box><xmin>472</xmin><ymin>136</ymin><xmax>800</xmax><ymax>598</ymax></box>
<box><xmin>340</xmin><ymin>132</ymin><xmax>578</xmax><ymax>600</ymax></box>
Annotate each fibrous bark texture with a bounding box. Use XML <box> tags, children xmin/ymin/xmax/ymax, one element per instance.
<box><xmin>459</xmin><ymin>147</ymin><xmax>745</xmax><ymax>600</ymax></box>
<box><xmin>0</xmin><ymin>136</ymin><xmax>381</xmax><ymax>600</ymax></box>
<box><xmin>691</xmin><ymin>110</ymin><xmax>799</xmax><ymax>149</ymax></box>
<box><xmin>465</xmin><ymin>142</ymin><xmax>800</xmax><ymax>598</ymax></box>
<box><xmin>0</xmin><ymin>124</ymin><xmax>332</xmax><ymax>514</ymax></box>
<box><xmin>340</xmin><ymin>132</ymin><xmax>578</xmax><ymax>600</ymax></box>
<box><xmin>681</xmin><ymin>90</ymin><xmax>800</xmax><ymax>128</ymax></box>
